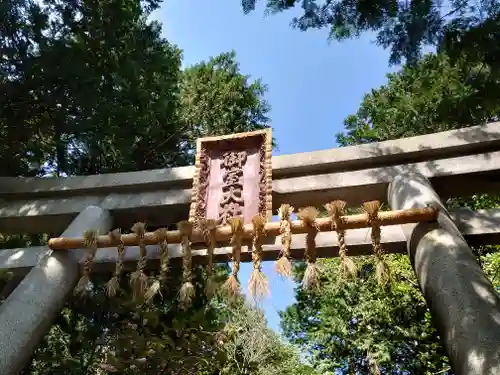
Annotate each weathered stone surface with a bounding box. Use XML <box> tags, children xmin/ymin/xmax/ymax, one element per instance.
<box><xmin>0</xmin><ymin>150</ymin><xmax>499</xmax><ymax>234</ymax></box>
<box><xmin>388</xmin><ymin>173</ymin><xmax>500</xmax><ymax>375</ymax></box>
<box><xmin>0</xmin><ymin>122</ymin><xmax>497</xmax><ymax>196</ymax></box>
<box><xmin>0</xmin><ymin>206</ymin><xmax>112</xmax><ymax>375</ymax></box>
<box><xmin>0</xmin><ymin>122</ymin><xmax>499</xmax><ymax>233</ymax></box>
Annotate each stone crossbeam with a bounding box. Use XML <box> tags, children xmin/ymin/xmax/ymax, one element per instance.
<box><xmin>1</xmin><ymin>208</ymin><xmax>499</xmax><ymax>272</ymax></box>
<box><xmin>0</xmin><ymin>122</ymin><xmax>499</xmax><ymax>234</ymax></box>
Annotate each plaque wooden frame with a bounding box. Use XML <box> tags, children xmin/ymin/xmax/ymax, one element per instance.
<box><xmin>188</xmin><ymin>129</ymin><xmax>273</xmax><ymax>225</ymax></box>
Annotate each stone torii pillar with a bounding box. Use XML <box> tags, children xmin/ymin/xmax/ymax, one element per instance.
<box><xmin>0</xmin><ymin>206</ymin><xmax>112</xmax><ymax>375</ymax></box>
<box><xmin>388</xmin><ymin>173</ymin><xmax>500</xmax><ymax>375</ymax></box>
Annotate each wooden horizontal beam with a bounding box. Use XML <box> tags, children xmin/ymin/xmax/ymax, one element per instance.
<box><xmin>1</xmin><ymin>208</ymin><xmax>499</xmax><ymax>272</ymax></box>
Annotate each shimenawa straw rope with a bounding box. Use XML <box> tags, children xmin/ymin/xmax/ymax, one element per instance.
<box><xmin>363</xmin><ymin>201</ymin><xmax>390</xmax><ymax>286</ymax></box>
<box><xmin>74</xmin><ymin>229</ymin><xmax>99</xmax><ymax>295</ymax></box>
<box><xmin>48</xmin><ymin>207</ymin><xmax>438</xmax><ymax>250</ymax></box>
<box><xmin>275</xmin><ymin>204</ymin><xmax>294</xmax><ymax>278</ymax></box>
<box><xmin>221</xmin><ymin>216</ymin><xmax>244</xmax><ymax>300</ymax></box>
<box><xmin>248</xmin><ymin>214</ymin><xmax>269</xmax><ymax>300</ymax></box>
<box><xmin>144</xmin><ymin>227</ymin><xmax>169</xmax><ymax>303</ymax></box>
<box><xmin>200</xmin><ymin>219</ymin><xmax>218</xmax><ymax>297</ymax></box>
<box><xmin>326</xmin><ymin>200</ymin><xmax>357</xmax><ymax>280</ymax></box>
<box><xmin>105</xmin><ymin>229</ymin><xmax>126</xmax><ymax>297</ymax></box>
<box><xmin>297</xmin><ymin>207</ymin><xmax>321</xmax><ymax>291</ymax></box>
<box><xmin>178</xmin><ymin>220</ymin><xmax>195</xmax><ymax>309</ymax></box>
<box><xmin>156</xmin><ymin>227</ymin><xmax>170</xmax><ymax>283</ymax></box>
<box><xmin>130</xmin><ymin>222</ymin><xmax>148</xmax><ymax>302</ymax></box>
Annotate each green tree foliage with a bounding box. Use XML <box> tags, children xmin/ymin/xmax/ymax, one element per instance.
<box><xmin>336</xmin><ymin>53</ymin><xmax>500</xmax><ymax>146</ymax></box>
<box><xmin>281</xmin><ymin>52</ymin><xmax>500</xmax><ymax>374</ymax></box>
<box><xmin>23</xmin><ymin>267</ymin><xmax>317</xmax><ymax>374</ymax></box>
<box><xmin>1</xmin><ymin>1</ymin><xmax>272</xmax><ymax>174</ymax></box>
<box><xmin>217</xmin><ymin>302</ymin><xmax>318</xmax><ymax>375</ymax></box>
<box><xmin>336</xmin><ymin>51</ymin><xmax>500</xmax><ymax>240</ymax></box>
<box><xmin>24</xmin><ymin>265</ymin><xmax>230</xmax><ymax>375</ymax></box>
<box><xmin>1</xmin><ymin>1</ymin><xmax>303</xmax><ymax>374</ymax></box>
<box><xmin>178</xmin><ymin>51</ymin><xmax>270</xmax><ymax>144</ymax></box>
<box><xmin>240</xmin><ymin>0</ymin><xmax>500</xmax><ymax>67</ymax></box>
<box><xmin>1</xmin><ymin>0</ymin><xmax>183</xmax><ymax>176</ymax></box>
<box><xmin>281</xmin><ymin>258</ymin><xmax>451</xmax><ymax>374</ymax></box>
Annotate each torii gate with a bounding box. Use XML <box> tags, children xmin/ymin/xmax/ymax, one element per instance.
<box><xmin>0</xmin><ymin>124</ymin><xmax>500</xmax><ymax>374</ymax></box>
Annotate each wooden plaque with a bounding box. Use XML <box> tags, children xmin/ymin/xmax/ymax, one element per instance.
<box><xmin>189</xmin><ymin>129</ymin><xmax>272</xmax><ymax>226</ymax></box>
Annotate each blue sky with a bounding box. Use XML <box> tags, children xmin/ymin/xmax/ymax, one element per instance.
<box><xmin>152</xmin><ymin>0</ymin><xmax>395</xmax><ymax>333</ymax></box>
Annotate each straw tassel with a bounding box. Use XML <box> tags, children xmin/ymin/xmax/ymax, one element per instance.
<box><xmin>178</xmin><ymin>220</ymin><xmax>195</xmax><ymax>309</ymax></box>
<box><xmin>74</xmin><ymin>229</ymin><xmax>99</xmax><ymax>295</ymax></box>
<box><xmin>275</xmin><ymin>204</ymin><xmax>294</xmax><ymax>278</ymax></box>
<box><xmin>130</xmin><ymin>222</ymin><xmax>149</xmax><ymax>302</ymax></box>
<box><xmin>363</xmin><ymin>201</ymin><xmax>390</xmax><ymax>286</ymax></box>
<box><xmin>326</xmin><ymin>200</ymin><xmax>357</xmax><ymax>280</ymax></box>
<box><xmin>144</xmin><ymin>228</ymin><xmax>169</xmax><ymax>303</ymax></box>
<box><xmin>105</xmin><ymin>229</ymin><xmax>126</xmax><ymax>297</ymax></box>
<box><xmin>200</xmin><ymin>219</ymin><xmax>218</xmax><ymax>297</ymax></box>
<box><xmin>297</xmin><ymin>207</ymin><xmax>320</xmax><ymax>291</ymax></box>
<box><xmin>248</xmin><ymin>214</ymin><xmax>269</xmax><ymax>300</ymax></box>
<box><xmin>157</xmin><ymin>228</ymin><xmax>170</xmax><ymax>283</ymax></box>
<box><xmin>368</xmin><ymin>353</ymin><xmax>382</xmax><ymax>375</ymax></box>
<box><xmin>221</xmin><ymin>216</ymin><xmax>244</xmax><ymax>300</ymax></box>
